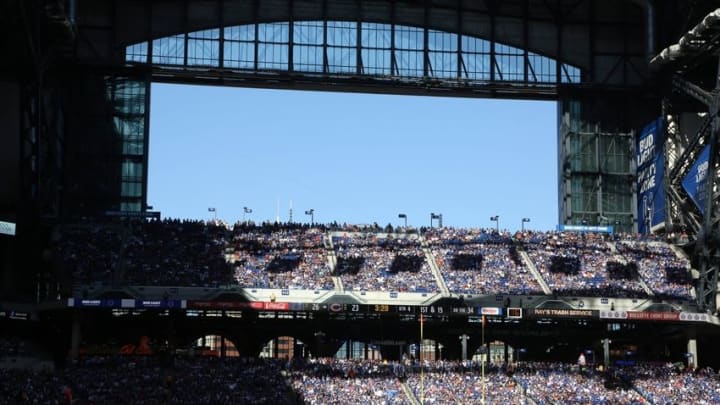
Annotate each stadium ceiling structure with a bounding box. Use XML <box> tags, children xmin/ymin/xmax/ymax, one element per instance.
<box><xmin>74</xmin><ymin>0</ymin><xmax>652</xmax><ymax>96</ymax></box>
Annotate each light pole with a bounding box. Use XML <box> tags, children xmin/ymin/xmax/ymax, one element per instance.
<box><xmin>438</xmin><ymin>343</ymin><xmax>444</xmax><ymax>361</ymax></box>
<box><xmin>305</xmin><ymin>209</ymin><xmax>315</xmax><ymax>226</ymax></box>
<box><xmin>398</xmin><ymin>213</ymin><xmax>407</xmax><ymax>228</ymax></box>
<box><xmin>430</xmin><ymin>213</ymin><xmax>441</xmax><ymax>228</ymax></box>
<box><xmin>208</xmin><ymin>207</ymin><xmax>217</xmax><ymax>221</ymax></box>
<box><xmin>521</xmin><ymin>217</ymin><xmax>530</xmax><ymax>232</ymax></box>
<box><xmin>490</xmin><ymin>215</ymin><xmax>499</xmax><ymax>232</ymax></box>
<box><xmin>243</xmin><ymin>206</ymin><xmax>252</xmax><ymax>224</ymax></box>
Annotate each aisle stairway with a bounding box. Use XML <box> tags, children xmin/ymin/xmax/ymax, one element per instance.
<box><xmin>400</xmin><ymin>381</ymin><xmax>421</xmax><ymax>405</ymax></box>
<box><xmin>420</xmin><ymin>240</ymin><xmax>450</xmax><ymax>296</ymax></box>
<box><xmin>518</xmin><ymin>250</ymin><xmax>552</xmax><ymax>295</ymax></box>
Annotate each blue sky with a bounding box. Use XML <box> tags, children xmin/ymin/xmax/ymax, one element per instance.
<box><xmin>149</xmin><ymin>83</ymin><xmax>558</xmax><ymax>231</ymax></box>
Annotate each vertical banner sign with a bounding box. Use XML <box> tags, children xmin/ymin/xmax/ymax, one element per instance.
<box><xmin>682</xmin><ymin>145</ymin><xmax>711</xmax><ymax>214</ymax></box>
<box><xmin>637</xmin><ymin>118</ymin><xmax>666</xmax><ymax>234</ymax></box>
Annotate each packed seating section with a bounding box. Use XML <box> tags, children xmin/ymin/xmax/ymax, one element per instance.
<box><xmin>1</xmin><ymin>356</ymin><xmax>717</xmax><ymax>405</ymax></box>
<box><xmin>55</xmin><ymin>221</ymin><xmax>694</xmax><ymax>299</ymax></box>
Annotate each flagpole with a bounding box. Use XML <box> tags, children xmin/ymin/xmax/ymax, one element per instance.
<box><xmin>482</xmin><ymin>314</ymin><xmax>486</xmax><ymax>405</ymax></box>
<box><xmin>420</xmin><ymin>313</ymin><xmax>424</xmax><ymax>405</ymax></box>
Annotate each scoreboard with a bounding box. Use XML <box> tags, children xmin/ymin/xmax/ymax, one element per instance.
<box><xmin>61</xmin><ymin>299</ymin><xmax>715</xmax><ymax>324</ymax></box>
<box><xmin>189</xmin><ymin>300</ymin><xmax>481</xmax><ymax>316</ymax></box>
<box><xmin>66</xmin><ymin>298</ymin><xmax>485</xmax><ymax>316</ymax></box>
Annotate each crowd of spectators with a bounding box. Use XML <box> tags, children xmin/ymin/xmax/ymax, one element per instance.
<box><xmin>624</xmin><ymin>362</ymin><xmax>720</xmax><ymax>404</ymax></box>
<box><xmin>425</xmin><ymin>228</ymin><xmax>543</xmax><ymax>295</ymax></box>
<box><xmin>55</xmin><ymin>223</ymin><xmax>124</xmax><ymax>286</ymax></box>
<box><xmin>122</xmin><ymin>220</ymin><xmax>232</xmax><ymax>287</ymax></box>
<box><xmin>512</xmin><ymin>362</ymin><xmax>645</xmax><ymax>404</ymax></box>
<box><xmin>288</xmin><ymin>358</ymin><xmax>409</xmax><ymax>405</ymax></box>
<box><xmin>0</xmin><ymin>356</ymin><xmax>296</xmax><ymax>405</ymax></box>
<box><xmin>56</xmin><ymin>220</ymin><xmax>233</xmax><ymax>288</ymax></box>
<box><xmin>4</xmin><ymin>353</ymin><xmax>720</xmax><ymax>404</ymax></box>
<box><xmin>0</xmin><ymin>337</ymin><xmax>29</xmax><ymax>359</ymax></box>
<box><xmin>520</xmin><ymin>231</ymin><xmax>648</xmax><ymax>297</ymax></box>
<box><xmin>333</xmin><ymin>233</ymin><xmax>439</xmax><ymax>293</ymax></box>
<box><xmin>228</xmin><ymin>227</ymin><xmax>334</xmax><ymax>290</ymax></box>
<box><xmin>55</xmin><ymin>220</ymin><xmax>697</xmax><ymax>300</ymax></box>
<box><xmin>406</xmin><ymin>368</ymin><xmax>523</xmax><ymax>404</ymax></box>
<box><xmin>615</xmin><ymin>241</ymin><xmax>694</xmax><ymax>300</ymax></box>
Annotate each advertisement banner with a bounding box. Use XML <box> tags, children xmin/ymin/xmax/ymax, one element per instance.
<box><xmin>682</xmin><ymin>145</ymin><xmax>711</xmax><ymax>214</ymax></box>
<box><xmin>557</xmin><ymin>225</ymin><xmax>614</xmax><ymax>233</ymax></box>
<box><xmin>637</xmin><ymin>118</ymin><xmax>666</xmax><ymax>234</ymax></box>
<box><xmin>479</xmin><ymin>307</ymin><xmax>502</xmax><ymax>316</ymax></box>
<box><xmin>625</xmin><ymin>311</ymin><xmax>679</xmax><ymax>321</ymax></box>
<box><xmin>526</xmin><ymin>308</ymin><xmax>598</xmax><ymax>319</ymax></box>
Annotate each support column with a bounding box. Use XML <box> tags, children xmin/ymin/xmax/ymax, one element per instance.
<box><xmin>602</xmin><ymin>338</ymin><xmax>611</xmax><ymax>369</ymax></box>
<box><xmin>687</xmin><ymin>338</ymin><xmax>698</xmax><ymax>368</ymax></box>
<box><xmin>459</xmin><ymin>334</ymin><xmax>469</xmax><ymax>361</ymax></box>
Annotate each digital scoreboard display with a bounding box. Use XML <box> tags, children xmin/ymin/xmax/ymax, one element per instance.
<box><xmin>66</xmin><ymin>299</ymin><xmax>512</xmax><ymax>319</ymax></box>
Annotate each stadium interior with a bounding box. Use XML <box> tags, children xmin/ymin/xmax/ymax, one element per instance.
<box><xmin>3</xmin><ymin>0</ymin><xmax>720</xmax><ymax>403</ymax></box>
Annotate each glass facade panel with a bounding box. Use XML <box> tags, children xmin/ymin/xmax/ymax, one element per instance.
<box><xmin>129</xmin><ymin>21</ymin><xmax>580</xmax><ymax>84</ymax></box>
<box><xmin>569</xmin><ymin>132</ymin><xmax>597</xmax><ymax>172</ymax></box>
<box><xmin>461</xmin><ymin>36</ymin><xmax>491</xmax><ymax>80</ymax></box>
<box><xmin>428</xmin><ymin>29</ymin><xmax>458</xmax><ymax>78</ymax></box>
<box><xmin>361</xmin><ymin>23</ymin><xmax>391</xmax><ymax>48</ymax></box>
<box><xmin>600</xmin><ymin>135</ymin><xmax>631</xmax><ymax>173</ymax></box>
<box><xmin>602</xmin><ymin>175</ymin><xmax>632</xmax><ymax>213</ymax></box>
<box><xmin>125</xmin><ymin>42</ymin><xmax>148</xmax><ymax>63</ymax></box>
<box><xmin>258</xmin><ymin>23</ymin><xmax>289</xmax><ymax>70</ymax></box>
<box><xmin>495</xmin><ymin>43</ymin><xmax>524</xmax><ymax>81</ymax></box>
<box><xmin>327</xmin><ymin>21</ymin><xmax>356</xmax><ymax>47</ymax></box>
<box><xmin>293</xmin><ymin>21</ymin><xmax>324</xmax><ymax>72</ymax></box>
<box><xmin>528</xmin><ymin>52</ymin><xmax>556</xmax><ymax>83</ymax></box>
<box><xmin>223</xmin><ymin>25</ymin><xmax>255</xmax><ymax>69</ymax></box>
<box><xmin>571</xmin><ymin>176</ymin><xmax>598</xmax><ymax>213</ymax></box>
<box><xmin>327</xmin><ymin>21</ymin><xmax>357</xmax><ymax>73</ymax></box>
<box><xmin>107</xmin><ymin>77</ymin><xmax>148</xmax><ymax>213</ymax></box>
<box><xmin>429</xmin><ymin>51</ymin><xmax>457</xmax><ymax>78</ymax></box>
<box><xmin>188</xmin><ymin>29</ymin><xmax>220</xmax><ymax>67</ymax></box>
<box><xmin>562</xmin><ymin>64</ymin><xmax>581</xmax><ymax>83</ymax></box>
<box><xmin>152</xmin><ymin>34</ymin><xmax>185</xmax><ymax>65</ymax></box>
<box><xmin>396</xmin><ymin>50</ymin><xmax>423</xmax><ymax>77</ymax></box>
<box><xmin>327</xmin><ymin>46</ymin><xmax>355</xmax><ymax>73</ymax></box>
<box><xmin>395</xmin><ymin>26</ymin><xmax>423</xmax><ymax>50</ymax></box>
<box><xmin>361</xmin><ymin>23</ymin><xmax>391</xmax><ymax>75</ymax></box>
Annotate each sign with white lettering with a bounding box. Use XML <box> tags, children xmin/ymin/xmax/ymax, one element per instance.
<box><xmin>636</xmin><ymin>118</ymin><xmax>665</xmax><ymax>234</ymax></box>
<box><xmin>682</xmin><ymin>145</ymin><xmax>710</xmax><ymax>215</ymax></box>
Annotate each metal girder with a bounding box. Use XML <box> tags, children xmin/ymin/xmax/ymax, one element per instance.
<box><xmin>76</xmin><ymin>0</ymin><xmax>651</xmax><ymax>88</ymax></box>
<box><xmin>650</xmin><ymin>7</ymin><xmax>720</xmax><ymax>312</ymax></box>
<box><xmin>694</xmin><ymin>58</ymin><xmax>720</xmax><ymax>313</ymax></box>
<box><xmin>672</xmin><ymin>76</ymin><xmax>713</xmax><ymax>107</ymax></box>
<box><xmin>668</xmin><ymin>112</ymin><xmax>712</xmax><ymax>183</ymax></box>
<box><xmin>650</xmin><ymin>8</ymin><xmax>720</xmax><ymax>69</ymax></box>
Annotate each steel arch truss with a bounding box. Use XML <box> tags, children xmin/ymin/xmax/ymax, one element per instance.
<box><xmin>656</xmin><ymin>8</ymin><xmax>720</xmax><ymax>312</ymax></box>
<box><xmin>123</xmin><ymin>18</ymin><xmax>581</xmax><ymax>97</ymax></box>
<box><xmin>71</xmin><ymin>0</ymin><xmax>652</xmax><ymax>98</ymax></box>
